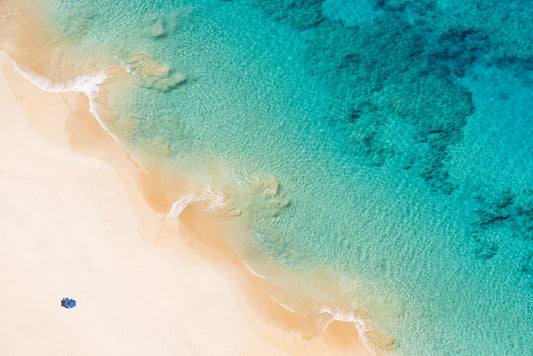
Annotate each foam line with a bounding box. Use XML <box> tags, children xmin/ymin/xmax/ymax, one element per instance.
<box><xmin>266</xmin><ymin>295</ymin><xmax>378</xmax><ymax>355</ymax></box>
<box><xmin>319</xmin><ymin>306</ymin><xmax>377</xmax><ymax>355</ymax></box>
<box><xmin>7</xmin><ymin>57</ymin><xmax>122</xmax><ymax>146</ymax></box>
<box><xmin>167</xmin><ymin>188</ymin><xmax>230</xmax><ymax>222</ymax></box>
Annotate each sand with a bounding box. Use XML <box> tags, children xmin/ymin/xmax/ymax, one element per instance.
<box><xmin>0</xmin><ymin>51</ymin><xmax>373</xmax><ymax>356</ymax></box>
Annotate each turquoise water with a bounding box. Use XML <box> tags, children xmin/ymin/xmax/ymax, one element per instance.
<box><xmin>44</xmin><ymin>0</ymin><xmax>532</xmax><ymax>354</ymax></box>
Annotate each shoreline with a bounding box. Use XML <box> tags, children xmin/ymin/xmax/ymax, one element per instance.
<box><xmin>0</xmin><ymin>49</ymin><xmax>374</xmax><ymax>355</ymax></box>
<box><xmin>1</xmin><ymin>0</ymin><xmax>530</xmax><ymax>354</ymax></box>
<box><xmin>0</xmin><ymin>1</ymin><xmax>387</xmax><ymax>353</ymax></box>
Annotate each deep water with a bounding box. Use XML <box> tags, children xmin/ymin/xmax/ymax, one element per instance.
<box><xmin>46</xmin><ymin>0</ymin><xmax>532</xmax><ymax>354</ymax></box>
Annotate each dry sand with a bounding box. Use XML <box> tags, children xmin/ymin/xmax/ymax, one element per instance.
<box><xmin>0</xmin><ymin>52</ymin><xmax>372</xmax><ymax>355</ymax></box>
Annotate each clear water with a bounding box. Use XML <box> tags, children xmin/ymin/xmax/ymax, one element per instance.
<box><xmin>41</xmin><ymin>0</ymin><xmax>533</xmax><ymax>354</ymax></box>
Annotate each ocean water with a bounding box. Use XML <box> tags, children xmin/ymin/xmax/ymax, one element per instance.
<box><xmin>7</xmin><ymin>0</ymin><xmax>533</xmax><ymax>354</ymax></box>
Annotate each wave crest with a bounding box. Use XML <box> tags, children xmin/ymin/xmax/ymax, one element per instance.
<box><xmin>167</xmin><ymin>188</ymin><xmax>238</xmax><ymax>222</ymax></box>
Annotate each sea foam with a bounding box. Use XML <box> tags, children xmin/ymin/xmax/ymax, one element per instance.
<box><xmin>8</xmin><ymin>59</ymin><xmax>123</xmax><ymax>145</ymax></box>
<box><xmin>167</xmin><ymin>188</ymin><xmax>233</xmax><ymax>222</ymax></box>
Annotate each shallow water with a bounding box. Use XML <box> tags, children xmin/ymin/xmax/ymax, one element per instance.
<box><xmin>20</xmin><ymin>0</ymin><xmax>533</xmax><ymax>353</ymax></box>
